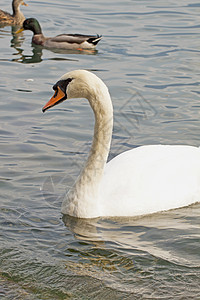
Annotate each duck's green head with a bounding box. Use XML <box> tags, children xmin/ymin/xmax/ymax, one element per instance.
<box><xmin>17</xmin><ymin>18</ymin><xmax>42</xmax><ymax>35</ymax></box>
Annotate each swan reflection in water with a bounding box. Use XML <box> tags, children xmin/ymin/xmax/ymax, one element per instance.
<box><xmin>62</xmin><ymin>203</ymin><xmax>200</xmax><ymax>269</ymax></box>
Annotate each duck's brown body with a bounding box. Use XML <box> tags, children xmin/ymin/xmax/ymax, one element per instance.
<box><xmin>0</xmin><ymin>0</ymin><xmax>27</xmax><ymax>26</ymax></box>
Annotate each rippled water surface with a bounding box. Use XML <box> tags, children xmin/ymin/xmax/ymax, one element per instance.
<box><xmin>0</xmin><ymin>0</ymin><xmax>200</xmax><ymax>299</ymax></box>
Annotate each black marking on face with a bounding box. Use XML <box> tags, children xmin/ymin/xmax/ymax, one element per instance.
<box><xmin>53</xmin><ymin>78</ymin><xmax>73</xmax><ymax>100</ymax></box>
<box><xmin>42</xmin><ymin>78</ymin><xmax>73</xmax><ymax>113</ymax></box>
<box><xmin>53</xmin><ymin>78</ymin><xmax>72</xmax><ymax>105</ymax></box>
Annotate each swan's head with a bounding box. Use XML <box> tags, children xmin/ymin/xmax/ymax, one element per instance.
<box><xmin>42</xmin><ymin>70</ymin><xmax>110</xmax><ymax>113</ymax></box>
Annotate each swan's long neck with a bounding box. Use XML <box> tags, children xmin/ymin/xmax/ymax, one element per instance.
<box><xmin>82</xmin><ymin>91</ymin><xmax>113</xmax><ymax>184</ymax></box>
<box><xmin>62</xmin><ymin>82</ymin><xmax>113</xmax><ymax>218</ymax></box>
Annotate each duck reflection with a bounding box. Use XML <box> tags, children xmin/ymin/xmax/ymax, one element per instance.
<box><xmin>12</xmin><ymin>44</ymin><xmax>43</xmax><ymax>63</ymax></box>
<box><xmin>9</xmin><ymin>26</ymin><xmax>42</xmax><ymax>63</ymax></box>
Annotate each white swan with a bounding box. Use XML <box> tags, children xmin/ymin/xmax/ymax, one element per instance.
<box><xmin>42</xmin><ymin>70</ymin><xmax>200</xmax><ymax>218</ymax></box>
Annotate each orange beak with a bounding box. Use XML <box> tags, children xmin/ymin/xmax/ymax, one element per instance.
<box><xmin>16</xmin><ymin>27</ymin><xmax>24</xmax><ymax>34</ymax></box>
<box><xmin>22</xmin><ymin>1</ymin><xmax>28</xmax><ymax>6</ymax></box>
<box><xmin>42</xmin><ymin>86</ymin><xmax>66</xmax><ymax>112</ymax></box>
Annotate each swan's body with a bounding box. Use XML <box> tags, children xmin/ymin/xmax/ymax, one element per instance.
<box><xmin>42</xmin><ymin>70</ymin><xmax>200</xmax><ymax>218</ymax></box>
<box><xmin>17</xmin><ymin>18</ymin><xmax>102</xmax><ymax>50</ymax></box>
<box><xmin>0</xmin><ymin>0</ymin><xmax>27</xmax><ymax>26</ymax></box>
<box><xmin>100</xmin><ymin>145</ymin><xmax>200</xmax><ymax>217</ymax></box>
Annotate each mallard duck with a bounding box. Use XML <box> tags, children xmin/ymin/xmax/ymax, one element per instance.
<box><xmin>0</xmin><ymin>0</ymin><xmax>28</xmax><ymax>26</ymax></box>
<box><xmin>17</xmin><ymin>18</ymin><xmax>102</xmax><ymax>50</ymax></box>
<box><xmin>42</xmin><ymin>70</ymin><xmax>200</xmax><ymax>218</ymax></box>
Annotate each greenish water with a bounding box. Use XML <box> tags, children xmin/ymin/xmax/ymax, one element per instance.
<box><xmin>0</xmin><ymin>0</ymin><xmax>200</xmax><ymax>298</ymax></box>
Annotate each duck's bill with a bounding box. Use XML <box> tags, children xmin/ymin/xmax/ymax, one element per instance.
<box><xmin>22</xmin><ymin>1</ymin><xmax>28</xmax><ymax>6</ymax></box>
<box><xmin>16</xmin><ymin>28</ymin><xmax>24</xmax><ymax>34</ymax></box>
<box><xmin>42</xmin><ymin>87</ymin><xmax>66</xmax><ymax>112</ymax></box>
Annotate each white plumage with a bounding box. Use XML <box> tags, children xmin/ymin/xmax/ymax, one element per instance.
<box><xmin>100</xmin><ymin>145</ymin><xmax>200</xmax><ymax>217</ymax></box>
<box><xmin>42</xmin><ymin>70</ymin><xmax>200</xmax><ymax>218</ymax></box>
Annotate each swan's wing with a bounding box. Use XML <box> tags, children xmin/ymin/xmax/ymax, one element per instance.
<box><xmin>100</xmin><ymin>145</ymin><xmax>200</xmax><ymax>217</ymax></box>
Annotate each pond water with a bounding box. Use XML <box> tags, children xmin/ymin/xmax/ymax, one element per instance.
<box><xmin>0</xmin><ymin>0</ymin><xmax>200</xmax><ymax>299</ymax></box>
